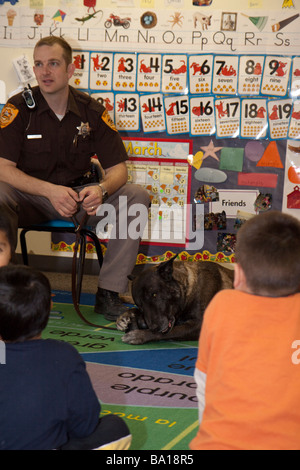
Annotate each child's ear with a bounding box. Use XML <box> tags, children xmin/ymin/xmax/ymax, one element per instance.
<box><xmin>234</xmin><ymin>263</ymin><xmax>249</xmax><ymax>292</ymax></box>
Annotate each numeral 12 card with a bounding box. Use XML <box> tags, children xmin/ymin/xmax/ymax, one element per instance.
<box><xmin>91</xmin><ymin>92</ymin><xmax>115</xmax><ymax>122</ymax></box>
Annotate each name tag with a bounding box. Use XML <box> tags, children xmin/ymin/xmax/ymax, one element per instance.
<box><xmin>27</xmin><ymin>134</ymin><xmax>42</xmax><ymax>139</ymax></box>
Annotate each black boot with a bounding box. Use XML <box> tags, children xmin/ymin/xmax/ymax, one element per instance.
<box><xmin>94</xmin><ymin>288</ymin><xmax>128</xmax><ymax>320</ymax></box>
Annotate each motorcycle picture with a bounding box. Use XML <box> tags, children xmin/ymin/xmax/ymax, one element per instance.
<box><xmin>104</xmin><ymin>14</ymin><xmax>131</xmax><ymax>29</ymax></box>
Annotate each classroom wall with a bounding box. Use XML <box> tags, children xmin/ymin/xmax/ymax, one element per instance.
<box><xmin>1</xmin><ymin>0</ymin><xmax>299</xmax><ymax>264</ymax></box>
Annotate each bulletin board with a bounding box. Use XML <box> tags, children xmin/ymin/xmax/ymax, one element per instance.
<box><xmin>67</xmin><ymin>48</ymin><xmax>298</xmax><ymax>263</ymax></box>
<box><xmin>1</xmin><ymin>0</ymin><xmax>300</xmax><ymax>263</ymax></box>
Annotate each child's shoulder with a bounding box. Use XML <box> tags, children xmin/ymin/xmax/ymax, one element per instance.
<box><xmin>40</xmin><ymin>338</ymin><xmax>82</xmax><ymax>361</ymax></box>
<box><xmin>208</xmin><ymin>289</ymin><xmax>248</xmax><ymax>311</ymax></box>
<box><xmin>213</xmin><ymin>289</ymin><xmax>240</xmax><ymax>301</ymax></box>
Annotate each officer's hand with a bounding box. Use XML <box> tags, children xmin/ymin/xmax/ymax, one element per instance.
<box><xmin>78</xmin><ymin>185</ymin><xmax>102</xmax><ymax>215</ymax></box>
<box><xmin>48</xmin><ymin>186</ymin><xmax>80</xmax><ymax>217</ymax></box>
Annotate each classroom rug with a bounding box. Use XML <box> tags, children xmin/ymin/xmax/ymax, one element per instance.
<box><xmin>43</xmin><ymin>290</ymin><xmax>199</xmax><ymax>451</ymax></box>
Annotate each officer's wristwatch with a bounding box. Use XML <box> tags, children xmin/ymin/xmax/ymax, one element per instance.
<box><xmin>99</xmin><ymin>183</ymin><xmax>109</xmax><ymax>203</ymax></box>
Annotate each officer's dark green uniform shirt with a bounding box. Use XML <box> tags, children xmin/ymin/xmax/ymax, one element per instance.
<box><xmin>0</xmin><ymin>86</ymin><xmax>128</xmax><ymax>186</ymax></box>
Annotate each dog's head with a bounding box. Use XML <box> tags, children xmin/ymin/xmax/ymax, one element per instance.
<box><xmin>129</xmin><ymin>255</ymin><xmax>181</xmax><ymax>335</ymax></box>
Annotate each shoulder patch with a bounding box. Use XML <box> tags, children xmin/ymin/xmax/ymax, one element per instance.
<box><xmin>0</xmin><ymin>103</ymin><xmax>19</xmax><ymax>129</ymax></box>
<box><xmin>101</xmin><ymin>109</ymin><xmax>117</xmax><ymax>132</ymax></box>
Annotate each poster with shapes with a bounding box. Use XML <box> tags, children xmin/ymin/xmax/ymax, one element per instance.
<box><xmin>113</xmin><ymin>53</ymin><xmax>137</xmax><ymax>92</ymax></box>
<box><xmin>256</xmin><ymin>141</ymin><xmax>284</xmax><ymax>169</ymax></box>
<box><xmin>238</xmin><ymin>55</ymin><xmax>265</xmax><ymax>96</ymax></box>
<box><xmin>282</xmin><ymin>141</ymin><xmax>300</xmax><ymax>219</ymax></box>
<box><xmin>189</xmin><ymin>96</ymin><xmax>215</xmax><ymax>136</ymax></box>
<box><xmin>288</xmin><ymin>100</ymin><xmax>300</xmax><ymax>140</ymax></box>
<box><xmin>215</xmin><ymin>97</ymin><xmax>240</xmax><ymax>138</ymax></box>
<box><xmin>188</xmin><ymin>54</ymin><xmax>213</xmax><ymax>95</ymax></box>
<box><xmin>290</xmin><ymin>56</ymin><xmax>300</xmax><ymax>99</ymax></box>
<box><xmin>240</xmin><ymin>98</ymin><xmax>268</xmax><ymax>139</ymax></box>
<box><xmin>89</xmin><ymin>52</ymin><xmax>114</xmax><ymax>91</ymax></box>
<box><xmin>161</xmin><ymin>55</ymin><xmax>188</xmax><ymax>94</ymax></box>
<box><xmin>71</xmin><ymin>51</ymin><xmax>89</xmax><ymax>89</ymax></box>
<box><xmin>261</xmin><ymin>56</ymin><xmax>292</xmax><ymax>97</ymax></box>
<box><xmin>267</xmin><ymin>98</ymin><xmax>292</xmax><ymax>140</ymax></box>
<box><xmin>238</xmin><ymin>172</ymin><xmax>278</xmax><ymax>188</ymax></box>
<box><xmin>219</xmin><ymin>147</ymin><xmax>244</xmax><ymax>172</ymax></box>
<box><xmin>212</xmin><ymin>55</ymin><xmax>239</xmax><ymax>95</ymax></box>
<box><xmin>90</xmin><ymin>92</ymin><xmax>114</xmax><ymax>121</ymax></box>
<box><xmin>114</xmin><ymin>93</ymin><xmax>140</xmax><ymax>132</ymax></box>
<box><xmin>137</xmin><ymin>54</ymin><xmax>162</xmax><ymax>93</ymax></box>
<box><xmin>164</xmin><ymin>95</ymin><xmax>190</xmax><ymax>135</ymax></box>
<box><xmin>140</xmin><ymin>94</ymin><xmax>166</xmax><ymax>133</ymax></box>
<box><xmin>209</xmin><ymin>189</ymin><xmax>259</xmax><ymax>218</ymax></box>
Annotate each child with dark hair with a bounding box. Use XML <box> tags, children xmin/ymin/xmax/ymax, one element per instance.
<box><xmin>190</xmin><ymin>211</ymin><xmax>300</xmax><ymax>450</ymax></box>
<box><xmin>0</xmin><ymin>265</ymin><xmax>131</xmax><ymax>450</ymax></box>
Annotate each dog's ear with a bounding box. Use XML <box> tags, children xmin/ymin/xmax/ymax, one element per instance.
<box><xmin>157</xmin><ymin>255</ymin><xmax>178</xmax><ymax>281</ymax></box>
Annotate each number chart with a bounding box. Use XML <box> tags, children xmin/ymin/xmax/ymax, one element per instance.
<box><xmin>69</xmin><ymin>50</ymin><xmax>300</xmax><ymax>141</ymax></box>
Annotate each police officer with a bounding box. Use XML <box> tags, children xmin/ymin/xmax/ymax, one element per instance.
<box><xmin>0</xmin><ymin>36</ymin><xmax>150</xmax><ymax>320</ymax></box>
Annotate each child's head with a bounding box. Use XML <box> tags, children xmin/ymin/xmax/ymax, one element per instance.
<box><xmin>235</xmin><ymin>211</ymin><xmax>300</xmax><ymax>297</ymax></box>
<box><xmin>0</xmin><ymin>265</ymin><xmax>51</xmax><ymax>342</ymax></box>
<box><xmin>0</xmin><ymin>206</ymin><xmax>17</xmax><ymax>266</ymax></box>
<box><xmin>0</xmin><ymin>229</ymin><xmax>11</xmax><ymax>267</ymax></box>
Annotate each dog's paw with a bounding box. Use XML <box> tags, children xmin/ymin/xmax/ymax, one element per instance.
<box><xmin>116</xmin><ymin>310</ymin><xmax>135</xmax><ymax>331</ymax></box>
<box><xmin>121</xmin><ymin>329</ymin><xmax>149</xmax><ymax>345</ymax></box>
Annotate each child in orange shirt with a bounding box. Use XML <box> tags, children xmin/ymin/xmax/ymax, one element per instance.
<box><xmin>190</xmin><ymin>211</ymin><xmax>300</xmax><ymax>450</ymax></box>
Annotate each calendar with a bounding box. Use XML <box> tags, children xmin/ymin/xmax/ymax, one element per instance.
<box><xmin>123</xmin><ymin>138</ymin><xmax>192</xmax><ymax>246</ymax></box>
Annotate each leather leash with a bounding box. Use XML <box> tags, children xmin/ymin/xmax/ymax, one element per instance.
<box><xmin>71</xmin><ymin>212</ymin><xmax>117</xmax><ymax>331</ymax></box>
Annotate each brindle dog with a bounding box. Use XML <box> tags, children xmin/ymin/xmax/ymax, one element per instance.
<box><xmin>116</xmin><ymin>255</ymin><xmax>234</xmax><ymax>344</ymax></box>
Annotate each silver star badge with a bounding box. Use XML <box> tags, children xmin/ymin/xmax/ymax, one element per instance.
<box><xmin>77</xmin><ymin>122</ymin><xmax>92</xmax><ymax>138</ymax></box>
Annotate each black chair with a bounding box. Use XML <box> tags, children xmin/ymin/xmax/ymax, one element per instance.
<box><xmin>19</xmin><ymin>219</ymin><xmax>103</xmax><ymax>303</ymax></box>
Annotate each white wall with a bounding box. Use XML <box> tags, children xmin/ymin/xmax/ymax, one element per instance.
<box><xmin>1</xmin><ymin>47</ymin><xmax>35</xmax><ymax>99</ymax></box>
